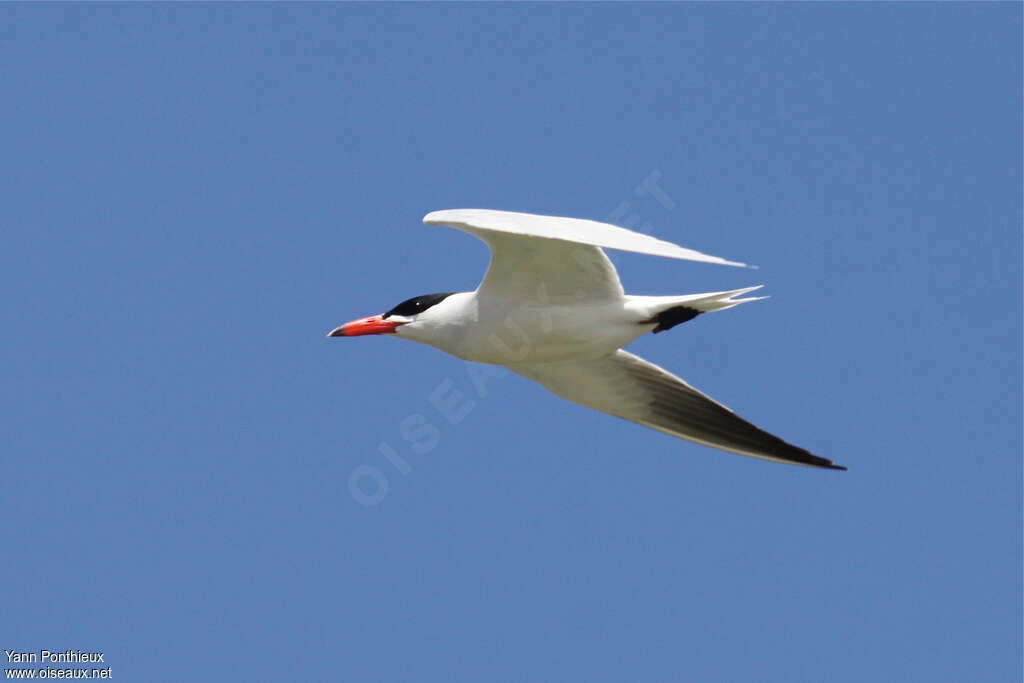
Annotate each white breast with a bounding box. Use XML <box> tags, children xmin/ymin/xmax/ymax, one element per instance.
<box><xmin>396</xmin><ymin>292</ymin><xmax>648</xmax><ymax>365</ymax></box>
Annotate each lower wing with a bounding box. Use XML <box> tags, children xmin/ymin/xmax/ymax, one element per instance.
<box><xmin>509</xmin><ymin>350</ymin><xmax>845</xmax><ymax>470</ymax></box>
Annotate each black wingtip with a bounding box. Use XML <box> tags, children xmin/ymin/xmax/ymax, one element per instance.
<box><xmin>801</xmin><ymin>453</ymin><xmax>847</xmax><ymax>471</ymax></box>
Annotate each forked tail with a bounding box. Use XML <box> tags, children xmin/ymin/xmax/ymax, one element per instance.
<box><xmin>628</xmin><ymin>286</ymin><xmax>767</xmax><ymax>333</ymax></box>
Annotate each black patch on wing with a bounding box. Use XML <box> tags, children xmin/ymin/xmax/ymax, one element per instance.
<box><xmin>645</xmin><ymin>306</ymin><xmax>702</xmax><ymax>334</ymax></box>
<box><xmin>627</xmin><ymin>366</ymin><xmax>847</xmax><ymax>470</ymax></box>
<box><xmin>384</xmin><ymin>292</ymin><xmax>456</xmax><ymax>319</ymax></box>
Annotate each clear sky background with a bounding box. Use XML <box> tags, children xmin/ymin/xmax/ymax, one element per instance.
<box><xmin>2</xmin><ymin>5</ymin><xmax>1020</xmax><ymax>682</ymax></box>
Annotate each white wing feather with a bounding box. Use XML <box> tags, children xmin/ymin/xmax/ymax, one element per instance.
<box><xmin>423</xmin><ymin>208</ymin><xmax>750</xmax><ymax>268</ymax></box>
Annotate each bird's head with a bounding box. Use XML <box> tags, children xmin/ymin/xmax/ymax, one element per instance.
<box><xmin>326</xmin><ymin>292</ymin><xmax>458</xmax><ymax>339</ymax></box>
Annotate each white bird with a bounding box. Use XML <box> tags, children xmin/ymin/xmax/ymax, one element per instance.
<box><xmin>328</xmin><ymin>209</ymin><xmax>845</xmax><ymax>471</ymax></box>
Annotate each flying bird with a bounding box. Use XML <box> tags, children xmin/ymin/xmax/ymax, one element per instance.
<box><xmin>328</xmin><ymin>209</ymin><xmax>845</xmax><ymax>471</ymax></box>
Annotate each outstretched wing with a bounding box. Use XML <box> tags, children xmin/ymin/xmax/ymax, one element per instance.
<box><xmin>510</xmin><ymin>350</ymin><xmax>845</xmax><ymax>470</ymax></box>
<box><xmin>423</xmin><ymin>209</ymin><xmax>748</xmax><ymax>304</ymax></box>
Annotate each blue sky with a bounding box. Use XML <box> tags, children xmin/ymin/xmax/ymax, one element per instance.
<box><xmin>2</xmin><ymin>4</ymin><xmax>1020</xmax><ymax>682</ymax></box>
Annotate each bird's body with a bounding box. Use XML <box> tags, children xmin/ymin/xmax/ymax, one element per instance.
<box><xmin>397</xmin><ymin>292</ymin><xmax>644</xmax><ymax>365</ymax></box>
<box><xmin>330</xmin><ymin>209</ymin><xmax>846</xmax><ymax>471</ymax></box>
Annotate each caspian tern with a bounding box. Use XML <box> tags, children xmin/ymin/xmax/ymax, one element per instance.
<box><xmin>329</xmin><ymin>209</ymin><xmax>846</xmax><ymax>471</ymax></box>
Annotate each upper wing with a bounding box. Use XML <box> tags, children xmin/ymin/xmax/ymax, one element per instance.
<box><xmin>510</xmin><ymin>350</ymin><xmax>845</xmax><ymax>470</ymax></box>
<box><xmin>423</xmin><ymin>209</ymin><xmax>749</xmax><ymax>304</ymax></box>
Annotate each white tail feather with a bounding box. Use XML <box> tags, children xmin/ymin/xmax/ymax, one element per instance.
<box><xmin>627</xmin><ymin>286</ymin><xmax>767</xmax><ymax>318</ymax></box>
